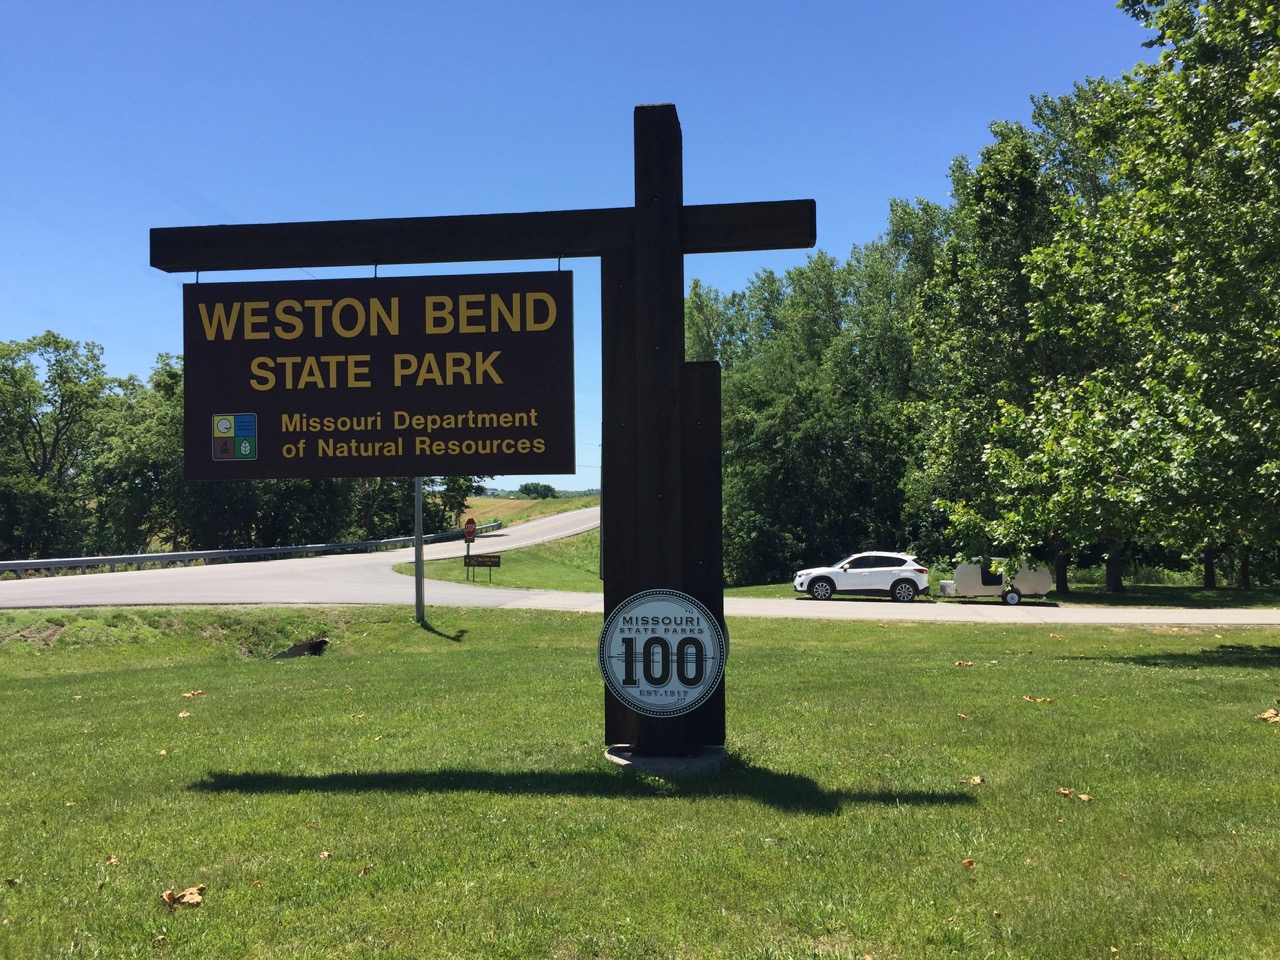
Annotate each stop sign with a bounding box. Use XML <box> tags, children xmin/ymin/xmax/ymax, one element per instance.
<box><xmin>463</xmin><ymin>517</ymin><xmax>477</xmax><ymax>542</ymax></box>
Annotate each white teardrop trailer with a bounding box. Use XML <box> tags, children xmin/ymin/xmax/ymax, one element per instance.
<box><xmin>939</xmin><ymin>558</ymin><xmax>1053</xmax><ymax>605</ymax></box>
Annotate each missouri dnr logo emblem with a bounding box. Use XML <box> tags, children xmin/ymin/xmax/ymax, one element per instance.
<box><xmin>212</xmin><ymin>413</ymin><xmax>258</xmax><ymax>461</ymax></box>
<box><xmin>599</xmin><ymin>590</ymin><xmax>727</xmax><ymax>718</ymax></box>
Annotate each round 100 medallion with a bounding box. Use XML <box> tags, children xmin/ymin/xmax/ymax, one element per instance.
<box><xmin>598</xmin><ymin>589</ymin><xmax>727</xmax><ymax>718</ymax></box>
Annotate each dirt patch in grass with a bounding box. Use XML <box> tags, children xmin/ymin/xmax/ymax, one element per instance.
<box><xmin>1</xmin><ymin>621</ymin><xmax>65</xmax><ymax>647</ymax></box>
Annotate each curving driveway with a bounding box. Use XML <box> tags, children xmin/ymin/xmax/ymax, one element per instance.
<box><xmin>2</xmin><ymin>507</ymin><xmax>1278</xmax><ymax>626</ymax></box>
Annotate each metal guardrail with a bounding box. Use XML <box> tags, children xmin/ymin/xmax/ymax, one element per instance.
<box><xmin>0</xmin><ymin>522</ymin><xmax>503</xmax><ymax>578</ymax></box>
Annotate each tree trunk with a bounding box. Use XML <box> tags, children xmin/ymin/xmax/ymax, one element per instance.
<box><xmin>1240</xmin><ymin>545</ymin><xmax>1252</xmax><ymax>590</ymax></box>
<box><xmin>1203</xmin><ymin>547</ymin><xmax>1218</xmax><ymax>590</ymax></box>
<box><xmin>1104</xmin><ymin>548</ymin><xmax>1127</xmax><ymax>593</ymax></box>
<box><xmin>1054</xmin><ymin>548</ymin><xmax>1070</xmax><ymax>594</ymax></box>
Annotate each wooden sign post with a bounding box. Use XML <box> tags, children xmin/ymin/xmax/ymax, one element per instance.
<box><xmin>152</xmin><ymin>103</ymin><xmax>815</xmax><ymax>757</ymax></box>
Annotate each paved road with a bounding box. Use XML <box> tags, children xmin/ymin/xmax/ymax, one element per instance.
<box><xmin>0</xmin><ymin>509</ymin><xmax>601</xmax><ymax>610</ymax></box>
<box><xmin>2</xmin><ymin>507</ymin><xmax>1278</xmax><ymax>626</ymax></box>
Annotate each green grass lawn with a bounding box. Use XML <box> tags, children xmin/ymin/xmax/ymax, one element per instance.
<box><xmin>2</xmin><ymin>605</ymin><xmax>1280</xmax><ymax>958</ymax></box>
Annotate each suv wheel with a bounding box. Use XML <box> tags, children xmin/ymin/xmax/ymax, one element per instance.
<box><xmin>808</xmin><ymin>578</ymin><xmax>835</xmax><ymax>601</ymax></box>
<box><xmin>891</xmin><ymin>580</ymin><xmax>918</xmax><ymax>603</ymax></box>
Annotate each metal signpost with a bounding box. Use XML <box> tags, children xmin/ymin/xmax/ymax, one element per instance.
<box><xmin>152</xmin><ymin>104</ymin><xmax>815</xmax><ymax>758</ymax></box>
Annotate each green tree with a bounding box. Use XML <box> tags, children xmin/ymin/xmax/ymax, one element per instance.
<box><xmin>1010</xmin><ymin>0</ymin><xmax>1280</xmax><ymax>587</ymax></box>
<box><xmin>909</xmin><ymin>124</ymin><xmax>1073</xmax><ymax>575</ymax></box>
<box><xmin>714</xmin><ymin>248</ymin><xmax>922</xmax><ymax>584</ymax></box>
<box><xmin>89</xmin><ymin>354</ymin><xmax>186</xmax><ymax>552</ymax></box>
<box><xmin>0</xmin><ymin>332</ymin><xmax>117</xmax><ymax>559</ymax></box>
<box><xmin>516</xmin><ymin>482</ymin><xmax>557</xmax><ymax>500</ymax></box>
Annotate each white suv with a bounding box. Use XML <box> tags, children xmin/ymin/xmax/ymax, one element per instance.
<box><xmin>793</xmin><ymin>552</ymin><xmax>930</xmax><ymax>602</ymax></box>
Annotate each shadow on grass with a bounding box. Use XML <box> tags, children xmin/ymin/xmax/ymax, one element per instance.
<box><xmin>1054</xmin><ymin>585</ymin><xmax>1280</xmax><ymax>609</ymax></box>
<box><xmin>1092</xmin><ymin>643</ymin><xmax>1280</xmax><ymax>669</ymax></box>
<box><xmin>188</xmin><ymin>754</ymin><xmax>977</xmax><ymax>816</ymax></box>
<box><xmin>418</xmin><ymin>620</ymin><xmax>467</xmax><ymax>643</ymax></box>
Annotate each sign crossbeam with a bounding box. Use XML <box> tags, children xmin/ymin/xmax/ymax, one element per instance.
<box><xmin>151</xmin><ymin>200</ymin><xmax>814</xmax><ymax>273</ymax></box>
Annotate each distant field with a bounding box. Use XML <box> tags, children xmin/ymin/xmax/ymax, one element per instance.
<box><xmin>462</xmin><ymin>495</ymin><xmax>599</xmax><ymax>527</ymax></box>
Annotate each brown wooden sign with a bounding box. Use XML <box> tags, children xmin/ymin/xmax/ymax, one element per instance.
<box><xmin>463</xmin><ymin>554</ymin><xmax>501</xmax><ymax>568</ymax></box>
<box><xmin>153</xmin><ymin>104</ymin><xmax>815</xmax><ymax>756</ymax></box>
<box><xmin>183</xmin><ymin>271</ymin><xmax>573</xmax><ymax>480</ymax></box>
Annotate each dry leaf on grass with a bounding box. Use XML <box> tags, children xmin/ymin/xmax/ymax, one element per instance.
<box><xmin>106</xmin><ymin>855</ymin><xmax>120</xmax><ymax>865</ymax></box>
<box><xmin>318</xmin><ymin>851</ymin><xmax>332</xmax><ymax>860</ymax></box>
<box><xmin>956</xmin><ymin>661</ymin><xmax>974</xmax><ymax>668</ymax></box>
<box><xmin>177</xmin><ymin>711</ymin><xmax>191</xmax><ymax>719</ymax></box>
<box><xmin>1078</xmin><ymin>794</ymin><xmax>1094</xmax><ymax>802</ymax></box>
<box><xmin>1057</xmin><ymin>787</ymin><xmax>1074</xmax><ymax>797</ymax></box>
<box><xmin>957</xmin><ymin>713</ymin><xmax>972</xmax><ymax>720</ymax></box>
<box><xmin>1022</xmin><ymin>695</ymin><xmax>1054</xmax><ymax>703</ymax></box>
<box><xmin>181</xmin><ymin>690</ymin><xmax>204</xmax><ymax>698</ymax></box>
<box><xmin>160</xmin><ymin>884</ymin><xmax>206</xmax><ymax>909</ymax></box>
<box><xmin>5</xmin><ymin>878</ymin><xmax>19</xmax><ymax>887</ymax></box>
<box><xmin>358</xmin><ymin>865</ymin><xmax>373</xmax><ymax>877</ymax></box>
<box><xmin>1255</xmin><ymin>708</ymin><xmax>1280</xmax><ymax>723</ymax></box>
<box><xmin>962</xmin><ymin>859</ymin><xmax>976</xmax><ymax>869</ymax></box>
<box><xmin>957</xmin><ymin>775</ymin><xmax>984</xmax><ymax>786</ymax></box>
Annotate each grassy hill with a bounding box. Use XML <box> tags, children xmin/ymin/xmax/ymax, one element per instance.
<box><xmin>461</xmin><ymin>494</ymin><xmax>599</xmax><ymax>527</ymax></box>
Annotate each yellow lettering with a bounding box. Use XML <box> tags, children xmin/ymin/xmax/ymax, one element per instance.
<box><xmin>475</xmin><ymin>351</ymin><xmax>502</xmax><ymax>383</ymax></box>
<box><xmin>425</xmin><ymin>296</ymin><xmax>454</xmax><ymax>334</ymax></box>
<box><xmin>347</xmin><ymin>354</ymin><xmax>371</xmax><ymax>387</ymax></box>
<box><xmin>393</xmin><ymin>354</ymin><xmax>417</xmax><ymax>387</ymax></box>
<box><xmin>199</xmin><ymin>302</ymin><xmax>240</xmax><ymax>340</ymax></box>
<box><xmin>331</xmin><ymin>298</ymin><xmax>365</xmax><ymax>337</ymax></box>
<box><xmin>305</xmin><ymin>300</ymin><xmax>333</xmax><ymax>337</ymax></box>
<box><xmin>249</xmin><ymin>356</ymin><xmax>275</xmax><ymax>390</ymax></box>
<box><xmin>274</xmin><ymin>300</ymin><xmax>303</xmax><ymax>339</ymax></box>
<box><xmin>295</xmin><ymin>356</ymin><xmax>323</xmax><ymax>388</ymax></box>
<box><xmin>525</xmin><ymin>292</ymin><xmax>556</xmax><ymax>331</ymax></box>
<box><xmin>272</xmin><ymin>357</ymin><xmax>300</xmax><ymax>387</ymax></box>
<box><xmin>491</xmin><ymin>292</ymin><xmax>519</xmax><ymax>332</ymax></box>
<box><xmin>370</xmin><ymin>298</ymin><xmax>398</xmax><ymax>336</ymax></box>
<box><xmin>416</xmin><ymin>354</ymin><xmax>444</xmax><ymax>386</ymax></box>
<box><xmin>458</xmin><ymin>294</ymin><xmax>485</xmax><ymax>333</ymax></box>
<box><xmin>242</xmin><ymin>301</ymin><xmax>270</xmax><ymax>340</ymax></box>
<box><xmin>445</xmin><ymin>352</ymin><xmax>471</xmax><ymax>384</ymax></box>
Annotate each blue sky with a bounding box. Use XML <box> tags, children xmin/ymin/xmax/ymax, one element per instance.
<box><xmin>2</xmin><ymin>2</ymin><xmax>1156</xmax><ymax>491</ymax></box>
